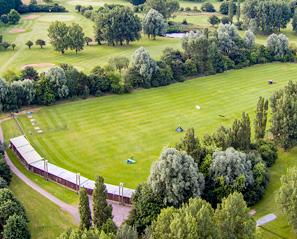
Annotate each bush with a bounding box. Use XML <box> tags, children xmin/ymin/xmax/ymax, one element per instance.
<box><xmin>201</xmin><ymin>2</ymin><xmax>216</xmax><ymax>12</ymax></box>
<box><xmin>18</xmin><ymin>3</ymin><xmax>66</xmax><ymax>14</ymax></box>
<box><xmin>221</xmin><ymin>16</ymin><xmax>230</xmax><ymax>24</ymax></box>
<box><xmin>256</xmin><ymin>140</ymin><xmax>278</xmax><ymax>167</ymax></box>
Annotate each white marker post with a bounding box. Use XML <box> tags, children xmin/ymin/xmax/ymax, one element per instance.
<box><xmin>76</xmin><ymin>173</ymin><xmax>80</xmax><ymax>193</ymax></box>
<box><xmin>44</xmin><ymin>160</ymin><xmax>48</xmax><ymax>181</ymax></box>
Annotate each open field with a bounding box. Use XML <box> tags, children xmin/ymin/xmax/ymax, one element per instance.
<box><xmin>2</xmin><ymin>63</ymin><xmax>297</xmax><ymax>238</ymax></box>
<box><xmin>2</xmin><ymin>62</ymin><xmax>297</xmax><ymax>188</ymax></box>
<box><xmin>9</xmin><ymin>175</ymin><xmax>75</xmax><ymax>239</ymax></box>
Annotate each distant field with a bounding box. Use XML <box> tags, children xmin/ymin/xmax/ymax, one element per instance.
<box><xmin>2</xmin><ymin>63</ymin><xmax>297</xmax><ymax>188</ymax></box>
<box><xmin>9</xmin><ymin>175</ymin><xmax>75</xmax><ymax>239</ymax></box>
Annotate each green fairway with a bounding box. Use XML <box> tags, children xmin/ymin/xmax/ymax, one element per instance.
<box><xmin>2</xmin><ymin>63</ymin><xmax>297</xmax><ymax>188</ymax></box>
<box><xmin>9</xmin><ymin>175</ymin><xmax>75</xmax><ymax>239</ymax></box>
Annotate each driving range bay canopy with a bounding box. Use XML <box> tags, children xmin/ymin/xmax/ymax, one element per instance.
<box><xmin>9</xmin><ymin>135</ymin><xmax>135</xmax><ymax>203</ymax></box>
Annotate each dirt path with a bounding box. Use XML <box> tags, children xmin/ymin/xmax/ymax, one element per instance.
<box><xmin>0</xmin><ymin>123</ymin><xmax>131</xmax><ymax>226</ymax></box>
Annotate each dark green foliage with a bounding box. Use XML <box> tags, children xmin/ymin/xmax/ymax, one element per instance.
<box><xmin>116</xmin><ymin>224</ymin><xmax>138</xmax><ymax>239</ymax></box>
<box><xmin>35</xmin><ymin>39</ymin><xmax>46</xmax><ymax>48</ymax></box>
<box><xmin>230</xmin><ymin>112</ymin><xmax>251</xmax><ymax>150</ymax></box>
<box><xmin>176</xmin><ymin>128</ymin><xmax>205</xmax><ymax>166</ymax></box>
<box><xmin>130</xmin><ymin>0</ymin><xmax>145</xmax><ymax>5</ymax></box>
<box><xmin>79</xmin><ymin>188</ymin><xmax>92</xmax><ymax>230</ymax></box>
<box><xmin>144</xmin><ymin>0</ymin><xmax>179</xmax><ymax>18</ymax></box>
<box><xmin>0</xmin><ymin>200</ymin><xmax>27</xmax><ymax>227</ymax></box>
<box><xmin>220</xmin><ymin>1</ymin><xmax>236</xmax><ymax>15</ymax></box>
<box><xmin>92</xmin><ymin>176</ymin><xmax>112</xmax><ymax>230</ymax></box>
<box><xmin>3</xmin><ymin>214</ymin><xmax>31</xmax><ymax>239</ymax></box>
<box><xmin>243</xmin><ymin>0</ymin><xmax>291</xmax><ymax>33</ymax></box>
<box><xmin>101</xmin><ymin>218</ymin><xmax>117</xmax><ymax>234</ymax></box>
<box><xmin>25</xmin><ymin>41</ymin><xmax>33</xmax><ymax>49</ymax></box>
<box><xmin>126</xmin><ymin>183</ymin><xmax>164</xmax><ymax>234</ymax></box>
<box><xmin>221</xmin><ymin>15</ymin><xmax>230</xmax><ymax>24</ymax></box>
<box><xmin>228</xmin><ymin>0</ymin><xmax>234</xmax><ymax>23</ymax></box>
<box><xmin>0</xmin><ymin>0</ymin><xmax>22</xmax><ymax>15</ymax></box>
<box><xmin>256</xmin><ymin>140</ymin><xmax>278</xmax><ymax>167</ymax></box>
<box><xmin>293</xmin><ymin>10</ymin><xmax>297</xmax><ymax>33</ymax></box>
<box><xmin>7</xmin><ymin>9</ymin><xmax>20</xmax><ymax>24</ymax></box>
<box><xmin>201</xmin><ymin>2</ymin><xmax>216</xmax><ymax>12</ymax></box>
<box><xmin>17</xmin><ymin>3</ymin><xmax>66</xmax><ymax>14</ymax></box>
<box><xmin>0</xmin><ymin>176</ymin><xmax>7</xmax><ymax>189</ymax></box>
<box><xmin>254</xmin><ymin>97</ymin><xmax>268</xmax><ymax>141</ymax></box>
<box><xmin>208</xmin><ymin>15</ymin><xmax>220</xmax><ymax>26</ymax></box>
<box><xmin>94</xmin><ymin>6</ymin><xmax>141</xmax><ymax>46</ymax></box>
<box><xmin>270</xmin><ymin>81</ymin><xmax>297</xmax><ymax>149</ymax></box>
<box><xmin>20</xmin><ymin>67</ymin><xmax>39</xmax><ymax>81</ymax></box>
<box><xmin>0</xmin><ymin>157</ymin><xmax>11</xmax><ymax>185</ymax></box>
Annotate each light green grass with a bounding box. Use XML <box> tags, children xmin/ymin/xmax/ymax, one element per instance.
<box><xmin>255</xmin><ymin>148</ymin><xmax>297</xmax><ymax>239</ymax></box>
<box><xmin>2</xmin><ymin>63</ymin><xmax>296</xmax><ymax>189</ymax></box>
<box><xmin>9</xmin><ymin>175</ymin><xmax>75</xmax><ymax>239</ymax></box>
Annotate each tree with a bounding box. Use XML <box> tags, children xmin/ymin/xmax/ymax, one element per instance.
<box><xmin>68</xmin><ymin>23</ymin><xmax>85</xmax><ymax>54</ymax></box>
<box><xmin>236</xmin><ymin>0</ymin><xmax>241</xmax><ymax>23</ymax></box>
<box><xmin>2</xmin><ymin>42</ymin><xmax>10</xmax><ymax>50</ymax></box>
<box><xmin>92</xmin><ymin>176</ymin><xmax>112</xmax><ymax>230</ymax></box>
<box><xmin>208</xmin><ymin>15</ymin><xmax>220</xmax><ymax>26</ymax></box>
<box><xmin>201</xmin><ymin>2</ymin><xmax>216</xmax><ymax>12</ymax></box>
<box><xmin>182</xmin><ymin>31</ymin><xmax>212</xmax><ymax>74</ymax></box>
<box><xmin>143</xmin><ymin>9</ymin><xmax>167</xmax><ymax>40</ymax></box>
<box><xmin>7</xmin><ymin>9</ymin><xmax>20</xmax><ymax>24</ymax></box>
<box><xmin>256</xmin><ymin>139</ymin><xmax>277</xmax><ymax>167</ymax></box>
<box><xmin>20</xmin><ymin>66</ymin><xmax>39</xmax><ymax>81</ymax></box>
<box><xmin>48</xmin><ymin>21</ymin><xmax>69</xmax><ymax>54</ymax></box>
<box><xmin>230</xmin><ymin>112</ymin><xmax>251</xmax><ymax>150</ymax></box>
<box><xmin>0</xmin><ymin>200</ymin><xmax>27</xmax><ymax>227</ymax></box>
<box><xmin>228</xmin><ymin>0</ymin><xmax>234</xmax><ymax>23</ymax></box>
<box><xmin>144</xmin><ymin>0</ymin><xmax>179</xmax><ymax>19</ymax></box>
<box><xmin>292</xmin><ymin>10</ymin><xmax>297</xmax><ymax>33</ymax></box>
<box><xmin>79</xmin><ymin>188</ymin><xmax>91</xmax><ymax>230</ymax></box>
<box><xmin>126</xmin><ymin>183</ymin><xmax>164</xmax><ymax>233</ymax></box>
<box><xmin>25</xmin><ymin>41</ymin><xmax>33</xmax><ymax>49</ymax></box>
<box><xmin>130</xmin><ymin>0</ymin><xmax>145</xmax><ymax>5</ymax></box>
<box><xmin>209</xmin><ymin>147</ymin><xmax>254</xmax><ymax>203</ymax></box>
<box><xmin>1</xmin><ymin>14</ymin><xmax>9</xmax><ymax>24</ymax></box>
<box><xmin>109</xmin><ymin>56</ymin><xmax>129</xmax><ymax>73</ymax></box>
<box><xmin>243</xmin><ymin>0</ymin><xmax>291</xmax><ymax>33</ymax></box>
<box><xmin>94</xmin><ymin>6</ymin><xmax>141</xmax><ymax>46</ymax></box>
<box><xmin>84</xmin><ymin>37</ymin><xmax>92</xmax><ymax>46</ymax></box>
<box><xmin>3</xmin><ymin>214</ymin><xmax>31</xmax><ymax>239</ymax></box>
<box><xmin>267</xmin><ymin>33</ymin><xmax>291</xmax><ymax>60</ymax></box>
<box><xmin>220</xmin><ymin>1</ymin><xmax>236</xmax><ymax>15</ymax></box>
<box><xmin>244</xmin><ymin>30</ymin><xmax>255</xmax><ymax>48</ymax></box>
<box><xmin>277</xmin><ymin>168</ymin><xmax>297</xmax><ymax>232</ymax></box>
<box><xmin>75</xmin><ymin>4</ymin><xmax>81</xmax><ymax>12</ymax></box>
<box><xmin>254</xmin><ymin>97</ymin><xmax>268</xmax><ymax>141</ymax></box>
<box><xmin>148</xmin><ymin>147</ymin><xmax>205</xmax><ymax>207</ymax></box>
<box><xmin>0</xmin><ymin>157</ymin><xmax>11</xmax><ymax>185</ymax></box>
<box><xmin>129</xmin><ymin>47</ymin><xmax>158</xmax><ymax>88</ymax></box>
<box><xmin>151</xmin><ymin>198</ymin><xmax>218</xmax><ymax>239</ymax></box>
<box><xmin>35</xmin><ymin>39</ymin><xmax>46</xmax><ymax>48</ymax></box>
<box><xmin>217</xmin><ymin>23</ymin><xmax>241</xmax><ymax>55</ymax></box>
<box><xmin>215</xmin><ymin>192</ymin><xmax>256</xmax><ymax>239</ymax></box>
<box><xmin>116</xmin><ymin>224</ymin><xmax>138</xmax><ymax>239</ymax></box>
<box><xmin>11</xmin><ymin>43</ymin><xmax>16</xmax><ymax>50</ymax></box>
<box><xmin>0</xmin><ymin>0</ymin><xmax>22</xmax><ymax>15</ymax></box>
<box><xmin>270</xmin><ymin>81</ymin><xmax>297</xmax><ymax>149</ymax></box>
<box><xmin>176</xmin><ymin>128</ymin><xmax>204</xmax><ymax>165</ymax></box>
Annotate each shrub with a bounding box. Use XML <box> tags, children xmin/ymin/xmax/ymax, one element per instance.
<box><xmin>201</xmin><ymin>2</ymin><xmax>216</xmax><ymax>12</ymax></box>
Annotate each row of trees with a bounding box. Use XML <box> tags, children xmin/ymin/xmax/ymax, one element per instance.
<box><xmin>0</xmin><ymin>155</ymin><xmax>31</xmax><ymax>239</ymax></box>
<box><xmin>0</xmin><ymin>9</ymin><xmax>20</xmax><ymax>25</ymax></box>
<box><xmin>0</xmin><ymin>24</ymin><xmax>295</xmax><ymax>109</ymax></box>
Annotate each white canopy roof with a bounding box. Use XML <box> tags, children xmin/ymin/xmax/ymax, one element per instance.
<box><xmin>10</xmin><ymin>135</ymin><xmax>30</xmax><ymax>148</ymax></box>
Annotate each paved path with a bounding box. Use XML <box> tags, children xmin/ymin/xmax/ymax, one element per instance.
<box><xmin>0</xmin><ymin>123</ymin><xmax>131</xmax><ymax>226</ymax></box>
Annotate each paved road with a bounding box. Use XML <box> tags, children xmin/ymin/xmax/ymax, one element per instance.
<box><xmin>0</xmin><ymin>123</ymin><xmax>131</xmax><ymax>226</ymax></box>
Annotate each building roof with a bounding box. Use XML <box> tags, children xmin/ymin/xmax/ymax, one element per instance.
<box><xmin>10</xmin><ymin>135</ymin><xmax>30</xmax><ymax>148</ymax></box>
<box><xmin>10</xmin><ymin>135</ymin><xmax>135</xmax><ymax>198</ymax></box>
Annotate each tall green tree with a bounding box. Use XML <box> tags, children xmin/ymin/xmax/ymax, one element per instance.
<box><xmin>0</xmin><ymin>157</ymin><xmax>11</xmax><ymax>185</ymax></box>
<box><xmin>236</xmin><ymin>0</ymin><xmax>241</xmax><ymax>23</ymax></box>
<box><xmin>254</xmin><ymin>97</ymin><xmax>268</xmax><ymax>141</ymax></box>
<box><xmin>215</xmin><ymin>192</ymin><xmax>256</xmax><ymax>239</ymax></box>
<box><xmin>68</xmin><ymin>23</ymin><xmax>85</xmax><ymax>54</ymax></box>
<box><xmin>144</xmin><ymin>0</ymin><xmax>179</xmax><ymax>19</ymax></box>
<box><xmin>277</xmin><ymin>168</ymin><xmax>297</xmax><ymax>232</ymax></box>
<box><xmin>148</xmin><ymin>147</ymin><xmax>205</xmax><ymax>207</ymax></box>
<box><xmin>92</xmin><ymin>176</ymin><xmax>112</xmax><ymax>230</ymax></box>
<box><xmin>79</xmin><ymin>188</ymin><xmax>92</xmax><ymax>230</ymax></box>
<box><xmin>228</xmin><ymin>0</ymin><xmax>234</xmax><ymax>23</ymax></box>
<box><xmin>231</xmin><ymin>112</ymin><xmax>251</xmax><ymax>150</ymax></box>
<box><xmin>48</xmin><ymin>21</ymin><xmax>69</xmax><ymax>54</ymax></box>
<box><xmin>3</xmin><ymin>214</ymin><xmax>31</xmax><ymax>239</ymax></box>
<box><xmin>176</xmin><ymin>128</ymin><xmax>204</xmax><ymax>166</ymax></box>
<box><xmin>270</xmin><ymin>81</ymin><xmax>297</xmax><ymax>149</ymax></box>
<box><xmin>143</xmin><ymin>9</ymin><xmax>167</xmax><ymax>40</ymax></box>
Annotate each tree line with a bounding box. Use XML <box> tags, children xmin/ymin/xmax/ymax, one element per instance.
<box><xmin>0</xmin><ymin>153</ymin><xmax>31</xmax><ymax>239</ymax></box>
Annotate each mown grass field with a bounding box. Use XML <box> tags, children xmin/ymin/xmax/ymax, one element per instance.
<box><xmin>2</xmin><ymin>63</ymin><xmax>297</xmax><ymax>238</ymax></box>
<box><xmin>1</xmin><ymin>62</ymin><xmax>296</xmax><ymax>188</ymax></box>
<box><xmin>9</xmin><ymin>175</ymin><xmax>75</xmax><ymax>239</ymax></box>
